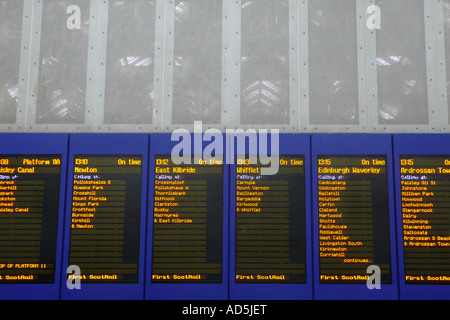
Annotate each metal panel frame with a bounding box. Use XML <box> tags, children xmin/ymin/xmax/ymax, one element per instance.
<box><xmin>299</xmin><ymin>0</ymin><xmax>309</xmax><ymax>132</ymax></box>
<box><xmin>435</xmin><ymin>0</ymin><xmax>449</xmax><ymax>132</ymax></box>
<box><xmin>90</xmin><ymin>0</ymin><xmax>108</xmax><ymax>132</ymax></box>
<box><xmin>369</xmin><ymin>0</ymin><xmax>439</xmax><ymax>133</ymax></box>
<box><xmin>25</xmin><ymin>0</ymin><xmax>94</xmax><ymax>133</ymax></box>
<box><xmin>160</xmin><ymin>0</ymin><xmax>174</xmax><ymax>132</ymax></box>
<box><xmin>221</xmin><ymin>0</ymin><xmax>241</xmax><ymax>131</ymax></box>
<box><xmin>162</xmin><ymin>0</ymin><xmax>226</xmax><ymax>133</ymax></box>
<box><xmin>1</xmin><ymin>0</ymin><xmax>448</xmax><ymax>133</ymax></box>
<box><xmin>236</xmin><ymin>0</ymin><xmax>299</xmax><ymax>133</ymax></box>
<box><xmin>2</xmin><ymin>0</ymin><xmax>29</xmax><ymax>132</ymax></box>
<box><xmin>23</xmin><ymin>0</ymin><xmax>42</xmax><ymax>132</ymax></box>
<box><xmin>92</xmin><ymin>0</ymin><xmax>161</xmax><ymax>133</ymax></box>
<box><xmin>301</xmin><ymin>0</ymin><xmax>368</xmax><ymax>133</ymax></box>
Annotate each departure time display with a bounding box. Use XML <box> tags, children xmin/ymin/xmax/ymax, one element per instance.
<box><xmin>316</xmin><ymin>155</ymin><xmax>392</xmax><ymax>284</ymax></box>
<box><xmin>151</xmin><ymin>155</ymin><xmax>223</xmax><ymax>283</ymax></box>
<box><xmin>235</xmin><ymin>155</ymin><xmax>307</xmax><ymax>283</ymax></box>
<box><xmin>0</xmin><ymin>155</ymin><xmax>61</xmax><ymax>283</ymax></box>
<box><xmin>400</xmin><ymin>156</ymin><xmax>450</xmax><ymax>284</ymax></box>
<box><xmin>68</xmin><ymin>155</ymin><xmax>143</xmax><ymax>283</ymax></box>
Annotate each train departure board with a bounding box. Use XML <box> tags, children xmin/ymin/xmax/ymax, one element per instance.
<box><xmin>68</xmin><ymin>155</ymin><xmax>143</xmax><ymax>283</ymax></box>
<box><xmin>234</xmin><ymin>155</ymin><xmax>307</xmax><ymax>284</ymax></box>
<box><xmin>0</xmin><ymin>155</ymin><xmax>61</xmax><ymax>283</ymax></box>
<box><xmin>316</xmin><ymin>155</ymin><xmax>392</xmax><ymax>284</ymax></box>
<box><xmin>399</xmin><ymin>156</ymin><xmax>450</xmax><ymax>284</ymax></box>
<box><xmin>151</xmin><ymin>155</ymin><xmax>223</xmax><ymax>283</ymax></box>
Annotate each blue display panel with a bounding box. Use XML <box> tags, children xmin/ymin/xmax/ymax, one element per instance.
<box><xmin>393</xmin><ymin>134</ymin><xmax>450</xmax><ymax>300</ymax></box>
<box><xmin>0</xmin><ymin>134</ymin><xmax>68</xmax><ymax>300</ymax></box>
<box><xmin>229</xmin><ymin>134</ymin><xmax>313</xmax><ymax>300</ymax></box>
<box><xmin>311</xmin><ymin>134</ymin><xmax>398</xmax><ymax>300</ymax></box>
<box><xmin>60</xmin><ymin>134</ymin><xmax>148</xmax><ymax>300</ymax></box>
<box><xmin>146</xmin><ymin>133</ymin><xmax>229</xmax><ymax>300</ymax></box>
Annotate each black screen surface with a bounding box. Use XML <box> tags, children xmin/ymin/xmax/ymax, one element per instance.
<box><xmin>235</xmin><ymin>155</ymin><xmax>307</xmax><ymax>283</ymax></box>
<box><xmin>400</xmin><ymin>156</ymin><xmax>450</xmax><ymax>284</ymax></box>
<box><xmin>151</xmin><ymin>155</ymin><xmax>223</xmax><ymax>283</ymax></box>
<box><xmin>68</xmin><ymin>155</ymin><xmax>142</xmax><ymax>283</ymax></box>
<box><xmin>0</xmin><ymin>155</ymin><xmax>61</xmax><ymax>283</ymax></box>
<box><xmin>317</xmin><ymin>155</ymin><xmax>392</xmax><ymax>284</ymax></box>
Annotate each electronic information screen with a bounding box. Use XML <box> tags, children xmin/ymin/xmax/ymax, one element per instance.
<box><xmin>399</xmin><ymin>156</ymin><xmax>450</xmax><ymax>284</ymax></box>
<box><xmin>0</xmin><ymin>155</ymin><xmax>61</xmax><ymax>283</ymax></box>
<box><xmin>151</xmin><ymin>155</ymin><xmax>223</xmax><ymax>283</ymax></box>
<box><xmin>316</xmin><ymin>155</ymin><xmax>392</xmax><ymax>284</ymax></box>
<box><xmin>235</xmin><ymin>155</ymin><xmax>307</xmax><ymax>283</ymax></box>
<box><xmin>68</xmin><ymin>155</ymin><xmax>143</xmax><ymax>283</ymax></box>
